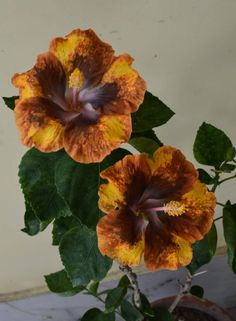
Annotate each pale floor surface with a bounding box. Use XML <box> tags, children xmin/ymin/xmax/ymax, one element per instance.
<box><xmin>0</xmin><ymin>255</ymin><xmax>235</xmax><ymax>321</ymax></box>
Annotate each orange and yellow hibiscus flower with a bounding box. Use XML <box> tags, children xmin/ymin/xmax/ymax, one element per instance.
<box><xmin>12</xmin><ymin>29</ymin><xmax>146</xmax><ymax>163</ymax></box>
<box><xmin>97</xmin><ymin>146</ymin><xmax>216</xmax><ymax>271</ymax></box>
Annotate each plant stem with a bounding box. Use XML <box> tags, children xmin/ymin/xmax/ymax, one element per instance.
<box><xmin>216</xmin><ymin>202</ymin><xmax>224</xmax><ymax>207</ymax></box>
<box><xmin>218</xmin><ymin>173</ymin><xmax>236</xmax><ymax>185</ymax></box>
<box><xmin>119</xmin><ymin>264</ymin><xmax>141</xmax><ymax>309</ymax></box>
<box><xmin>84</xmin><ymin>287</ymin><xmax>123</xmax><ymax>318</ymax></box>
<box><xmin>211</xmin><ymin>173</ymin><xmax>220</xmax><ymax>192</ymax></box>
<box><xmin>168</xmin><ymin>270</ymin><xmax>193</xmax><ymax>313</ymax></box>
<box><xmin>214</xmin><ymin>216</ymin><xmax>223</xmax><ymax>222</ymax></box>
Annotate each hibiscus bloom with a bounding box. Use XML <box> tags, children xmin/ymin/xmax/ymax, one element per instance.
<box><xmin>97</xmin><ymin>146</ymin><xmax>216</xmax><ymax>271</ymax></box>
<box><xmin>12</xmin><ymin>29</ymin><xmax>146</xmax><ymax>163</ymax></box>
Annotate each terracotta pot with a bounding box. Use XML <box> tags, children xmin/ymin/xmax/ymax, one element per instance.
<box><xmin>151</xmin><ymin>295</ymin><xmax>234</xmax><ymax>321</ymax></box>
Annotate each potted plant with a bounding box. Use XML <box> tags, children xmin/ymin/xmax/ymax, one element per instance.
<box><xmin>3</xmin><ymin>28</ymin><xmax>236</xmax><ymax>321</ymax></box>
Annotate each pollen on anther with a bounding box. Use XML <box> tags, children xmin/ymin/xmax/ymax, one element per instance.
<box><xmin>164</xmin><ymin>201</ymin><xmax>186</xmax><ymax>216</ymax></box>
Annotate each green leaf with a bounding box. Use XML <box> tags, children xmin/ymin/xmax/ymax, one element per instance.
<box><xmin>223</xmin><ymin>202</ymin><xmax>236</xmax><ymax>273</ymax></box>
<box><xmin>89</xmin><ymin>281</ymin><xmax>100</xmax><ymax>294</ymax></box>
<box><xmin>118</xmin><ymin>275</ymin><xmax>130</xmax><ymax>289</ymax></box>
<box><xmin>128</xmin><ymin>137</ymin><xmax>160</xmax><ymax>157</ymax></box>
<box><xmin>188</xmin><ymin>223</ymin><xmax>217</xmax><ymax>273</ymax></box>
<box><xmin>220</xmin><ymin>163</ymin><xmax>236</xmax><ymax>173</ymax></box>
<box><xmin>105</xmin><ymin>287</ymin><xmax>127</xmax><ymax>313</ymax></box>
<box><xmin>55</xmin><ymin>148</ymin><xmax>130</xmax><ymax>229</ymax></box>
<box><xmin>120</xmin><ymin>299</ymin><xmax>143</xmax><ymax>321</ymax></box>
<box><xmin>190</xmin><ymin>285</ymin><xmax>204</xmax><ymax>298</ymax></box>
<box><xmin>131</xmin><ymin>129</ymin><xmax>163</xmax><ymax>145</ymax></box>
<box><xmin>132</xmin><ymin>91</ymin><xmax>174</xmax><ymax>132</ymax></box>
<box><xmin>81</xmin><ymin>308</ymin><xmax>115</xmax><ymax>321</ymax></box>
<box><xmin>2</xmin><ymin>96</ymin><xmax>19</xmax><ymax>110</ymax></box>
<box><xmin>19</xmin><ymin>149</ymin><xmax>72</xmax><ymax>223</ymax></box>
<box><xmin>197</xmin><ymin>169</ymin><xmax>214</xmax><ymax>185</ymax></box>
<box><xmin>194</xmin><ymin>122</ymin><xmax>234</xmax><ymax>168</ymax></box>
<box><xmin>225</xmin><ymin>147</ymin><xmax>236</xmax><ymax>161</ymax></box>
<box><xmin>140</xmin><ymin>293</ymin><xmax>155</xmax><ymax>317</ymax></box>
<box><xmin>44</xmin><ymin>270</ymin><xmax>84</xmax><ymax>296</ymax></box>
<box><xmin>59</xmin><ymin>225</ymin><xmax>112</xmax><ymax>286</ymax></box>
<box><xmin>153</xmin><ymin>307</ymin><xmax>174</xmax><ymax>321</ymax></box>
<box><xmin>52</xmin><ymin>215</ymin><xmax>82</xmax><ymax>245</ymax></box>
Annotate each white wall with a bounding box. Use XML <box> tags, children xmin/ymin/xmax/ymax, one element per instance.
<box><xmin>0</xmin><ymin>0</ymin><xmax>236</xmax><ymax>295</ymax></box>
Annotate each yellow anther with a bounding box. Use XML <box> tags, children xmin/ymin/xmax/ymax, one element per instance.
<box><xmin>164</xmin><ymin>201</ymin><xmax>186</xmax><ymax>216</ymax></box>
<box><xmin>68</xmin><ymin>68</ymin><xmax>85</xmax><ymax>89</ymax></box>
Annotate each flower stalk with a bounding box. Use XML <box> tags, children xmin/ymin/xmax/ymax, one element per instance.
<box><xmin>119</xmin><ymin>264</ymin><xmax>141</xmax><ymax>309</ymax></box>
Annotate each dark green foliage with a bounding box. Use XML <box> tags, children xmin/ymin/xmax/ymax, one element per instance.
<box><xmin>59</xmin><ymin>225</ymin><xmax>112</xmax><ymax>286</ymax></box>
<box><xmin>2</xmin><ymin>96</ymin><xmax>19</xmax><ymax>110</ymax></box>
<box><xmin>44</xmin><ymin>270</ymin><xmax>84</xmax><ymax>296</ymax></box>
<box><xmin>188</xmin><ymin>224</ymin><xmax>217</xmax><ymax>273</ymax></box>
<box><xmin>194</xmin><ymin>122</ymin><xmax>235</xmax><ymax>168</ymax></box>
<box><xmin>190</xmin><ymin>285</ymin><xmax>204</xmax><ymax>298</ymax></box>
<box><xmin>81</xmin><ymin>308</ymin><xmax>115</xmax><ymax>321</ymax></box>
<box><xmin>223</xmin><ymin>202</ymin><xmax>236</xmax><ymax>274</ymax></box>
<box><xmin>132</xmin><ymin>91</ymin><xmax>174</xmax><ymax>132</ymax></box>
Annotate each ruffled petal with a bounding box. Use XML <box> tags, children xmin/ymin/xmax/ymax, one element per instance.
<box><xmin>12</xmin><ymin>52</ymin><xmax>67</xmax><ymax>110</ymax></box>
<box><xmin>144</xmin><ymin>224</ymin><xmax>192</xmax><ymax>271</ymax></box>
<box><xmin>99</xmin><ymin>154</ymin><xmax>152</xmax><ymax>213</ymax></box>
<box><xmin>101</xmin><ymin>54</ymin><xmax>146</xmax><ymax>115</ymax></box>
<box><xmin>97</xmin><ymin>208</ymin><xmax>145</xmax><ymax>266</ymax></box>
<box><xmin>63</xmin><ymin>114</ymin><xmax>131</xmax><ymax>163</ymax></box>
<box><xmin>15</xmin><ymin>97</ymin><xmax>65</xmax><ymax>151</ymax></box>
<box><xmin>148</xmin><ymin>146</ymin><xmax>198</xmax><ymax>199</ymax></box>
<box><xmin>49</xmin><ymin>28</ymin><xmax>114</xmax><ymax>77</ymax></box>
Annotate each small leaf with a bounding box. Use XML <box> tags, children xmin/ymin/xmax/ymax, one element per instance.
<box><xmin>81</xmin><ymin>308</ymin><xmax>115</xmax><ymax>321</ymax></box>
<box><xmin>120</xmin><ymin>299</ymin><xmax>143</xmax><ymax>321</ymax></box>
<box><xmin>118</xmin><ymin>275</ymin><xmax>130</xmax><ymax>289</ymax></box>
<box><xmin>188</xmin><ymin>224</ymin><xmax>217</xmax><ymax>273</ymax></box>
<box><xmin>89</xmin><ymin>281</ymin><xmax>100</xmax><ymax>294</ymax></box>
<box><xmin>220</xmin><ymin>163</ymin><xmax>236</xmax><ymax>173</ymax></box>
<box><xmin>132</xmin><ymin>91</ymin><xmax>174</xmax><ymax>132</ymax></box>
<box><xmin>52</xmin><ymin>215</ymin><xmax>82</xmax><ymax>245</ymax></box>
<box><xmin>225</xmin><ymin>147</ymin><xmax>236</xmax><ymax>161</ymax></box>
<box><xmin>2</xmin><ymin>96</ymin><xmax>19</xmax><ymax>110</ymax></box>
<box><xmin>131</xmin><ymin>129</ymin><xmax>163</xmax><ymax>145</ymax></box>
<box><xmin>194</xmin><ymin>122</ymin><xmax>234</xmax><ymax>168</ymax></box>
<box><xmin>105</xmin><ymin>287</ymin><xmax>126</xmax><ymax>313</ymax></box>
<box><xmin>44</xmin><ymin>270</ymin><xmax>84</xmax><ymax>296</ymax></box>
<box><xmin>190</xmin><ymin>285</ymin><xmax>204</xmax><ymax>298</ymax></box>
<box><xmin>197</xmin><ymin>169</ymin><xmax>214</xmax><ymax>185</ymax></box>
<box><xmin>223</xmin><ymin>202</ymin><xmax>236</xmax><ymax>273</ymax></box>
<box><xmin>140</xmin><ymin>293</ymin><xmax>156</xmax><ymax>317</ymax></box>
<box><xmin>59</xmin><ymin>225</ymin><xmax>112</xmax><ymax>286</ymax></box>
<box><xmin>128</xmin><ymin>137</ymin><xmax>160</xmax><ymax>157</ymax></box>
<box><xmin>153</xmin><ymin>307</ymin><xmax>174</xmax><ymax>321</ymax></box>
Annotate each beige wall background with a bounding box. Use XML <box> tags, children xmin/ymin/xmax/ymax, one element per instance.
<box><xmin>0</xmin><ymin>0</ymin><xmax>236</xmax><ymax>296</ymax></box>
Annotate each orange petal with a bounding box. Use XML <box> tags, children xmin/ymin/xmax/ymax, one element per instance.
<box><xmin>63</xmin><ymin>114</ymin><xmax>131</xmax><ymax>163</ymax></box>
<box><xmin>102</xmin><ymin>54</ymin><xmax>146</xmax><ymax>115</ymax></box>
<box><xmin>49</xmin><ymin>28</ymin><xmax>114</xmax><ymax>76</ymax></box>
<box><xmin>149</xmin><ymin>146</ymin><xmax>198</xmax><ymax>198</ymax></box>
<box><xmin>99</xmin><ymin>153</ymin><xmax>151</xmax><ymax>213</ymax></box>
<box><xmin>144</xmin><ymin>224</ymin><xmax>192</xmax><ymax>271</ymax></box>
<box><xmin>97</xmin><ymin>209</ymin><xmax>145</xmax><ymax>266</ymax></box>
<box><xmin>15</xmin><ymin>97</ymin><xmax>65</xmax><ymax>152</ymax></box>
<box><xmin>180</xmin><ymin>181</ymin><xmax>216</xmax><ymax>239</ymax></box>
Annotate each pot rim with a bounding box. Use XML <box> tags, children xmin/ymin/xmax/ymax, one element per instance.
<box><xmin>151</xmin><ymin>294</ymin><xmax>234</xmax><ymax>321</ymax></box>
